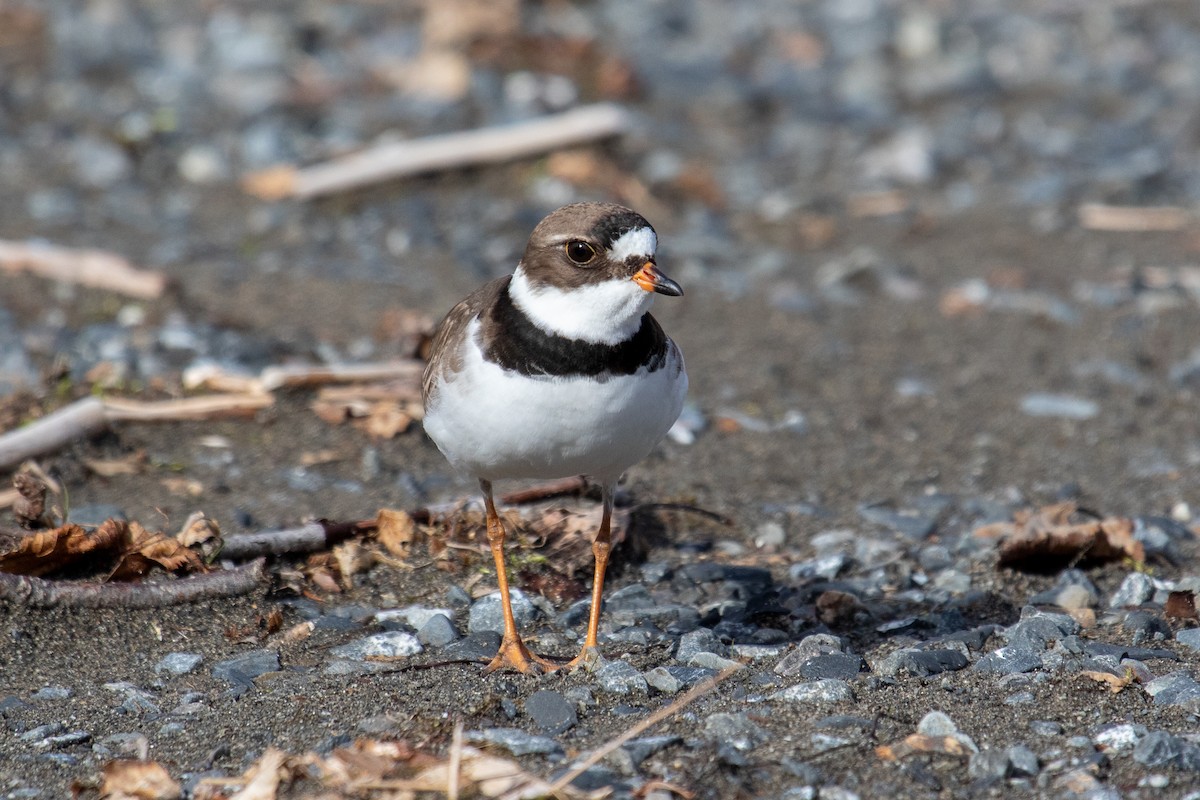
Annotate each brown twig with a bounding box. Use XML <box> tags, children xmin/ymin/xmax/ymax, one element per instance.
<box><xmin>243</xmin><ymin>104</ymin><xmax>631</xmax><ymax>201</ymax></box>
<box><xmin>0</xmin><ymin>557</ymin><xmax>265</xmax><ymax>608</ymax></box>
<box><xmin>217</xmin><ymin>521</ymin><xmax>369</xmax><ymax>560</ymax></box>
<box><xmin>548</xmin><ymin>664</ymin><xmax>742</xmax><ymax>793</ymax></box>
<box><xmin>103</xmin><ymin>394</ymin><xmax>273</xmax><ymax>422</ymax></box>
<box><xmin>0</xmin><ymin>238</ymin><xmax>168</xmax><ymax>299</ymax></box>
<box><xmin>498</xmin><ymin>476</ymin><xmax>588</xmax><ymax>505</ymax></box>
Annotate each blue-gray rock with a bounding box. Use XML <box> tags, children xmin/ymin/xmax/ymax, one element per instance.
<box><xmin>155</xmin><ymin>652</ymin><xmax>203</xmax><ymax>675</ymax></box>
<box><xmin>917</xmin><ymin>711</ymin><xmax>959</xmax><ymax>737</ymax></box>
<box><xmin>687</xmin><ymin>652</ymin><xmax>741</xmax><ymax>671</ymax></box>
<box><xmin>1007</xmin><ymin>745</ymin><xmax>1039</xmax><ymax>777</ymax></box>
<box><xmin>643</xmin><ymin>667</ymin><xmax>682</xmax><ymax>694</ymax></box>
<box><xmin>467</xmin><ymin>727</ymin><xmax>562</xmax><ymax>756</ymax></box>
<box><xmin>1134</xmin><ymin>730</ymin><xmax>1200</xmax><ymax>770</ymax></box>
<box><xmin>525</xmin><ymin>690</ymin><xmax>576</xmax><ymax>735</ymax></box>
<box><xmin>212</xmin><ymin>649</ymin><xmax>280</xmax><ymax>684</ymax></box>
<box><xmin>974</xmin><ymin>646</ymin><xmax>1042</xmax><ymax>675</ymax></box>
<box><xmin>104</xmin><ymin>682</ymin><xmax>159</xmax><ymax>715</ymax></box>
<box><xmin>676</xmin><ymin>627</ymin><xmax>728</xmax><ymax>661</ymax></box>
<box><xmin>856</xmin><ymin>498</ymin><xmax>942</xmax><ymax>540</ymax></box>
<box><xmin>20</xmin><ymin>722</ymin><xmax>67</xmax><ymax>743</ymax></box>
<box><xmin>1029</xmin><ymin>569</ymin><xmax>1099</xmax><ymax>608</ymax></box>
<box><xmin>35</xmin><ymin>731</ymin><xmax>92</xmax><ymax>750</ymax></box>
<box><xmin>605</xmin><ymin>584</ymin><xmax>654</xmax><ymax>611</ymax></box>
<box><xmin>0</xmin><ymin>696</ymin><xmax>30</xmax><ymax>716</ymax></box>
<box><xmin>417</xmin><ymin>614</ymin><xmax>458</xmax><ymax>647</ymax></box>
<box><xmin>443</xmin><ymin>632</ymin><xmax>501</xmax><ymax>662</ymax></box>
<box><xmin>1004</xmin><ymin>691</ymin><xmax>1034</xmax><ymax>705</ymax></box>
<box><xmin>29</xmin><ymin>686</ymin><xmax>73</xmax><ymax>701</ymax></box>
<box><xmin>1093</xmin><ymin>722</ymin><xmax>1145</xmax><ymax>752</ymax></box>
<box><xmin>1109</xmin><ymin>572</ymin><xmax>1155</xmax><ymax>608</ymax></box>
<box><xmin>770</xmin><ymin>679</ymin><xmax>854</xmax><ymax>705</ymax></box>
<box><xmin>704</xmin><ymin>712</ymin><xmax>767</xmax><ymax>752</ymax></box>
<box><xmin>621</xmin><ymin>734</ymin><xmax>681</xmax><ymax>768</ymax></box>
<box><xmin>1146</xmin><ymin>672</ymin><xmax>1200</xmax><ymax>708</ymax></box>
<box><xmin>331</xmin><ymin>631</ymin><xmax>422</xmax><ymax>660</ymax></box>
<box><xmin>1006</xmin><ymin>611</ymin><xmax>1079</xmax><ymax>648</ymax></box>
<box><xmin>1177</xmin><ymin>629</ymin><xmax>1200</xmax><ymax>651</ymax></box>
<box><xmin>596</xmin><ymin>660</ymin><xmax>648</xmax><ymax>695</ymax></box>
<box><xmin>375</xmin><ymin>605</ymin><xmax>455</xmax><ymax>630</ymax></box>
<box><xmin>798</xmin><ymin>653</ymin><xmax>866</xmax><ymax>681</ymax></box>
<box><xmin>875</xmin><ymin>648</ymin><xmax>968</xmax><ymax>677</ymax></box>
<box><xmin>469</xmin><ymin>589</ymin><xmax>536</xmax><ymax>634</ymax></box>
<box><xmin>1030</xmin><ymin>720</ymin><xmax>1063</xmax><ymax>736</ymax></box>
<box><xmin>967</xmin><ymin>747</ymin><xmax>1011</xmax><ymax>781</ymax></box>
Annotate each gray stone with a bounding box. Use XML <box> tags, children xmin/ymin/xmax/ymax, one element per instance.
<box><xmin>596</xmin><ymin>660</ymin><xmax>648</xmax><ymax>695</ymax></box>
<box><xmin>770</xmin><ymin>679</ymin><xmax>853</xmax><ymax>705</ymax></box>
<box><xmin>469</xmin><ymin>589</ymin><xmax>536</xmax><ymax>634</ymax></box>
<box><xmin>643</xmin><ymin>667</ymin><xmax>682</xmax><ymax>694</ymax></box>
<box><xmin>917</xmin><ymin>711</ymin><xmax>959</xmax><ymax>737</ymax></box>
<box><xmin>875</xmin><ymin>648</ymin><xmax>968</xmax><ymax>677</ymax></box>
<box><xmin>703</xmin><ymin>712</ymin><xmax>766</xmax><ymax>752</ymax></box>
<box><xmin>1019</xmin><ymin>393</ymin><xmax>1097</xmax><ymax>420</ymax></box>
<box><xmin>417</xmin><ymin>614</ymin><xmax>459</xmax><ymax>647</ymax></box>
<box><xmin>1030</xmin><ymin>720</ymin><xmax>1063</xmax><ymax>736</ymax></box>
<box><xmin>468</xmin><ymin>728</ymin><xmax>562</xmax><ymax>756</ymax></box>
<box><xmin>104</xmin><ymin>682</ymin><xmax>159</xmax><ymax>715</ymax></box>
<box><xmin>442</xmin><ymin>631</ymin><xmax>500</xmax><ymax>662</ymax></box>
<box><xmin>34</xmin><ymin>731</ymin><xmax>91</xmax><ymax>750</ymax></box>
<box><xmin>212</xmin><ymin>649</ymin><xmax>280</xmax><ymax>684</ymax></box>
<box><xmin>967</xmin><ymin>747</ymin><xmax>1011</xmax><ymax>781</ymax></box>
<box><xmin>375</xmin><ymin>605</ymin><xmax>455</xmax><ymax>630</ymax></box>
<box><xmin>1004</xmin><ymin>691</ymin><xmax>1034</xmax><ymax>705</ymax></box>
<box><xmin>1146</xmin><ymin>672</ymin><xmax>1200</xmax><ymax>708</ymax></box>
<box><xmin>525</xmin><ymin>690</ymin><xmax>576</xmax><ymax>735</ymax></box>
<box><xmin>1133</xmin><ymin>730</ymin><xmax>1200</xmax><ymax>770</ymax></box>
<box><xmin>662</xmin><ymin>666</ymin><xmax>717</xmax><ymax>687</ymax></box>
<box><xmin>797</xmin><ymin>653</ymin><xmax>866</xmax><ymax>681</ymax></box>
<box><xmin>1094</xmin><ymin>723</ymin><xmax>1145</xmax><ymax>752</ymax></box>
<box><xmin>687</xmin><ymin>652</ymin><xmax>742</xmax><ymax>671</ymax></box>
<box><xmin>1006</xmin><ymin>611</ymin><xmax>1079</xmax><ymax>648</ymax></box>
<box><xmin>974</xmin><ymin>646</ymin><xmax>1041</xmax><ymax>674</ymax></box>
<box><xmin>620</xmin><ymin>734</ymin><xmax>681</xmax><ymax>769</ymax></box>
<box><xmin>331</xmin><ymin>632</ymin><xmax>422</xmax><ymax>660</ymax></box>
<box><xmin>20</xmin><ymin>722</ymin><xmax>67</xmax><ymax>743</ymax></box>
<box><xmin>155</xmin><ymin>652</ymin><xmax>203</xmax><ymax>675</ymax></box>
<box><xmin>605</xmin><ymin>584</ymin><xmax>654</xmax><ymax>611</ymax></box>
<box><xmin>1176</xmin><ymin>628</ymin><xmax>1200</xmax><ymax>651</ymax></box>
<box><xmin>1007</xmin><ymin>745</ymin><xmax>1039</xmax><ymax>777</ymax></box>
<box><xmin>676</xmin><ymin>628</ymin><xmax>727</xmax><ymax>661</ymax></box>
<box><xmin>1109</xmin><ymin>572</ymin><xmax>1155</xmax><ymax>608</ymax></box>
<box><xmin>29</xmin><ymin>686</ymin><xmax>73</xmax><ymax>701</ymax></box>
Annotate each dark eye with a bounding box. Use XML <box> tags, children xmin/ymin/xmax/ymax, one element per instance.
<box><xmin>565</xmin><ymin>241</ymin><xmax>597</xmax><ymax>265</ymax></box>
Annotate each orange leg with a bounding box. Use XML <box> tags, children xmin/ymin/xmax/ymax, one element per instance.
<box><xmin>564</xmin><ymin>483</ymin><xmax>615</xmax><ymax>670</ymax></box>
<box><xmin>480</xmin><ymin>480</ymin><xmax>559</xmax><ymax>674</ymax></box>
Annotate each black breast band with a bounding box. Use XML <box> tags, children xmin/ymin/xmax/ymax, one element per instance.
<box><xmin>483</xmin><ymin>280</ymin><xmax>669</xmax><ymax>377</ymax></box>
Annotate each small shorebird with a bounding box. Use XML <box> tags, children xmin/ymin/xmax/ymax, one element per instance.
<box><xmin>421</xmin><ymin>202</ymin><xmax>687</xmax><ymax>672</ymax></box>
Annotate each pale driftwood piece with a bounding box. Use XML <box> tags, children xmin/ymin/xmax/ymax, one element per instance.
<box><xmin>217</xmin><ymin>520</ymin><xmax>364</xmax><ymax>560</ymax></box>
<box><xmin>103</xmin><ymin>394</ymin><xmax>274</xmax><ymax>422</ymax></box>
<box><xmin>260</xmin><ymin>360</ymin><xmax>425</xmax><ymax>392</ymax></box>
<box><xmin>0</xmin><ymin>558</ymin><xmax>265</xmax><ymax>608</ymax></box>
<box><xmin>0</xmin><ymin>239</ymin><xmax>168</xmax><ymax>299</ymax></box>
<box><xmin>250</xmin><ymin>103</ymin><xmax>631</xmax><ymax>200</ymax></box>
<box><xmin>1078</xmin><ymin>203</ymin><xmax>1191</xmax><ymax>232</ymax></box>
<box><xmin>0</xmin><ymin>397</ymin><xmax>108</xmax><ymax>472</ymax></box>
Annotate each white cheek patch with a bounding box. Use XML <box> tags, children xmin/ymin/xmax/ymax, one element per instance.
<box><xmin>510</xmin><ymin>268</ymin><xmax>654</xmax><ymax>345</ymax></box>
<box><xmin>607</xmin><ymin>227</ymin><xmax>657</xmax><ymax>264</ymax></box>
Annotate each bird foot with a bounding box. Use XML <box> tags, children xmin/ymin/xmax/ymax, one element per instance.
<box><xmin>483</xmin><ymin>636</ymin><xmax>562</xmax><ymax>674</ymax></box>
<box><xmin>560</xmin><ymin>645</ymin><xmax>606</xmax><ymax>673</ymax></box>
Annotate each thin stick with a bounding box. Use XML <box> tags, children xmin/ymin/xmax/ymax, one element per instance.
<box><xmin>217</xmin><ymin>521</ymin><xmax>367</xmax><ymax>560</ymax></box>
<box><xmin>0</xmin><ymin>239</ymin><xmax>168</xmax><ymax>299</ymax></box>
<box><xmin>0</xmin><ymin>397</ymin><xmax>108</xmax><ymax>472</ymax></box>
<box><xmin>0</xmin><ymin>558</ymin><xmax>265</xmax><ymax>608</ymax></box>
<box><xmin>548</xmin><ymin>664</ymin><xmax>742</xmax><ymax>793</ymax></box>
<box><xmin>246</xmin><ymin>104</ymin><xmax>631</xmax><ymax>201</ymax></box>
<box><xmin>103</xmin><ymin>394</ymin><xmax>273</xmax><ymax>421</ymax></box>
<box><xmin>260</xmin><ymin>360</ymin><xmax>425</xmax><ymax>392</ymax></box>
<box><xmin>1078</xmin><ymin>203</ymin><xmax>1190</xmax><ymax>232</ymax></box>
<box><xmin>498</xmin><ymin>476</ymin><xmax>588</xmax><ymax>505</ymax></box>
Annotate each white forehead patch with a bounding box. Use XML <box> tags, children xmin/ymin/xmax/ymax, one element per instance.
<box><xmin>607</xmin><ymin>227</ymin><xmax>657</xmax><ymax>263</ymax></box>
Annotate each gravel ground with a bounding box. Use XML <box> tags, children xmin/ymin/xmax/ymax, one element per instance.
<box><xmin>5</xmin><ymin>1</ymin><xmax>1200</xmax><ymax>798</ymax></box>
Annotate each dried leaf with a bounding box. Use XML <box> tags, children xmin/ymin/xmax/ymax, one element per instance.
<box><xmin>332</xmin><ymin>540</ymin><xmax>374</xmax><ymax>589</ymax></box>
<box><xmin>1166</xmin><ymin>590</ymin><xmax>1198</xmax><ymax>621</ymax></box>
<box><xmin>308</xmin><ymin>566</ymin><xmax>341</xmax><ymax>594</ymax></box>
<box><xmin>110</xmin><ymin>522</ymin><xmax>205</xmax><ymax>581</ymax></box>
<box><xmin>0</xmin><ymin>519</ymin><xmax>124</xmax><ymax>576</ymax></box>
<box><xmin>176</xmin><ymin>511</ymin><xmax>221</xmax><ymax>547</ymax></box>
<box><xmin>376</xmin><ymin>509</ymin><xmax>417</xmax><ymax>558</ymax></box>
<box><xmin>816</xmin><ymin>590</ymin><xmax>868</xmax><ymax>627</ymax></box>
<box><xmin>414</xmin><ymin>744</ymin><xmax>589</xmax><ymax>799</ymax></box>
<box><xmin>355</xmin><ymin>401</ymin><xmax>414</xmax><ymax>439</ymax></box>
<box><xmin>12</xmin><ymin>471</ymin><xmax>49</xmax><ymax>528</ymax></box>
<box><xmin>229</xmin><ymin>747</ymin><xmax>289</xmax><ymax>800</ymax></box>
<box><xmin>298</xmin><ymin>449</ymin><xmax>342</xmax><ymax>467</ymax></box>
<box><xmin>1081</xmin><ymin>669</ymin><xmax>1134</xmax><ymax>694</ymax></box>
<box><xmin>984</xmin><ymin>503</ymin><xmax>1145</xmax><ymax>572</ymax></box>
<box><xmin>876</xmin><ymin>734</ymin><xmax>973</xmax><ymax>761</ymax></box>
<box><xmin>161</xmin><ymin>477</ymin><xmax>204</xmax><ymax>497</ymax></box>
<box><xmin>100</xmin><ymin>759</ymin><xmax>181</xmax><ymax>800</ymax></box>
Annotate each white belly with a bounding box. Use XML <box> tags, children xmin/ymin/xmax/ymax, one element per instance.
<box><xmin>424</xmin><ymin>323</ymin><xmax>686</xmax><ymax>483</ymax></box>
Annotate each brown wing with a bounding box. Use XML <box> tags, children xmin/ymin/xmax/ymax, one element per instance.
<box><xmin>421</xmin><ymin>276</ymin><xmax>511</xmax><ymax>406</ymax></box>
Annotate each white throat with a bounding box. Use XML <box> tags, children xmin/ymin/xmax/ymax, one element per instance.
<box><xmin>509</xmin><ymin>267</ymin><xmax>654</xmax><ymax>345</ymax></box>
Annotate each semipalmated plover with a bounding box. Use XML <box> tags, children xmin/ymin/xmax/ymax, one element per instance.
<box><xmin>422</xmin><ymin>202</ymin><xmax>687</xmax><ymax>673</ymax></box>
